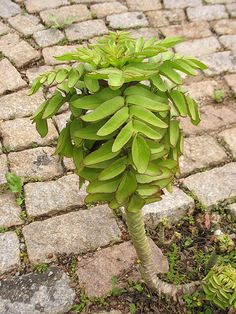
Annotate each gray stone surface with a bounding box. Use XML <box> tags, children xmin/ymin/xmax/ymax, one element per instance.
<box><xmin>183</xmin><ymin>162</ymin><xmax>236</xmax><ymax>206</ymax></box>
<box><xmin>187</xmin><ymin>5</ymin><xmax>228</xmax><ymax>21</ymax></box>
<box><xmin>218</xmin><ymin>127</ymin><xmax>236</xmax><ymax>157</ymax></box>
<box><xmin>142</xmin><ymin>187</ymin><xmax>194</xmax><ymax>228</ymax></box>
<box><xmin>164</xmin><ymin>0</ymin><xmax>202</xmax><ymax>8</ymax></box>
<box><xmin>212</xmin><ymin>19</ymin><xmax>236</xmax><ymax>35</ymax></box>
<box><xmin>53</xmin><ymin>111</ymin><xmax>70</xmax><ymax>131</ymax></box>
<box><xmin>0</xmin><ymin>154</ymin><xmax>8</xmax><ymax>186</ymax></box>
<box><xmin>227</xmin><ymin>3</ymin><xmax>236</xmax><ymax>17</ymax></box>
<box><xmin>24</xmin><ymin>174</ymin><xmax>86</xmax><ymax>217</ymax></box>
<box><xmin>42</xmin><ymin>45</ymin><xmax>78</xmax><ymax>65</ymax></box>
<box><xmin>0</xmin><ymin>22</ymin><xmax>10</xmax><ymax>36</ymax></box>
<box><xmin>91</xmin><ymin>2</ymin><xmax>128</xmax><ymax>18</ymax></box>
<box><xmin>107</xmin><ymin>12</ymin><xmax>148</xmax><ymax>29</ymax></box>
<box><xmin>181</xmin><ymin>105</ymin><xmax>236</xmax><ymax>135</ymax></box>
<box><xmin>33</xmin><ymin>29</ymin><xmax>64</xmax><ymax>48</ymax></box>
<box><xmin>184</xmin><ymin>79</ymin><xmax>219</xmax><ymax>102</ymax></box>
<box><xmin>0</xmin><ymin>117</ymin><xmax>58</xmax><ymax>152</ymax></box>
<box><xmin>23</xmin><ymin>205</ymin><xmax>121</xmax><ymax>263</ymax></box>
<box><xmin>0</xmin><ymin>232</ymin><xmax>20</xmax><ymax>275</ymax></box>
<box><xmin>65</xmin><ymin>20</ymin><xmax>108</xmax><ymax>41</ymax></box>
<box><xmin>26</xmin><ymin>66</ymin><xmax>52</xmax><ymax>84</ymax></box>
<box><xmin>8</xmin><ymin>147</ymin><xmax>64</xmax><ymax>182</ymax></box>
<box><xmin>219</xmin><ymin>35</ymin><xmax>236</xmax><ymax>51</ymax></box>
<box><xmin>200</xmin><ymin>51</ymin><xmax>236</xmax><ymax>76</ymax></box>
<box><xmin>129</xmin><ymin>27</ymin><xmax>159</xmax><ymax>40</ymax></box>
<box><xmin>40</xmin><ymin>4</ymin><xmax>91</xmax><ymax>26</ymax></box>
<box><xmin>161</xmin><ymin>21</ymin><xmax>212</xmax><ymax>39</ymax></box>
<box><xmin>0</xmin><ymin>192</ymin><xmax>22</xmax><ymax>228</ymax></box>
<box><xmin>0</xmin><ymin>89</ymin><xmax>44</xmax><ymax>120</ymax></box>
<box><xmin>8</xmin><ymin>14</ymin><xmax>44</xmax><ymax>36</ymax></box>
<box><xmin>175</xmin><ymin>36</ymin><xmax>221</xmax><ymax>57</ymax></box>
<box><xmin>77</xmin><ymin>239</ymin><xmax>168</xmax><ymax>296</ymax></box>
<box><xmin>0</xmin><ymin>59</ymin><xmax>27</xmax><ymax>95</ymax></box>
<box><xmin>0</xmin><ymin>267</ymin><xmax>75</xmax><ymax>314</ymax></box>
<box><xmin>0</xmin><ymin>0</ymin><xmax>20</xmax><ymax>18</ymax></box>
<box><xmin>126</xmin><ymin>0</ymin><xmax>161</xmax><ymax>10</ymax></box>
<box><xmin>225</xmin><ymin>73</ymin><xmax>236</xmax><ymax>93</ymax></box>
<box><xmin>229</xmin><ymin>203</ymin><xmax>236</xmax><ymax>218</ymax></box>
<box><xmin>25</xmin><ymin>0</ymin><xmax>69</xmax><ymax>13</ymax></box>
<box><xmin>147</xmin><ymin>9</ymin><xmax>185</xmax><ymax>27</ymax></box>
<box><xmin>179</xmin><ymin>135</ymin><xmax>227</xmax><ymax>176</ymax></box>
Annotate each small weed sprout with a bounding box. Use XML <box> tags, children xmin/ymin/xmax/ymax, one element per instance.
<box><xmin>5</xmin><ymin>172</ymin><xmax>24</xmax><ymax>205</ymax></box>
<box><xmin>213</xmin><ymin>89</ymin><xmax>225</xmax><ymax>103</ymax></box>
<box><xmin>48</xmin><ymin>14</ymin><xmax>76</xmax><ymax>30</ymax></box>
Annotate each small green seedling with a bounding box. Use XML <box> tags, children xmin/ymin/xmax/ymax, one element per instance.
<box><xmin>33</xmin><ymin>263</ymin><xmax>48</xmax><ymax>273</ymax></box>
<box><xmin>5</xmin><ymin>172</ymin><xmax>24</xmax><ymax>205</ymax></box>
<box><xmin>48</xmin><ymin>14</ymin><xmax>76</xmax><ymax>30</ymax></box>
<box><xmin>216</xmin><ymin>234</ymin><xmax>235</xmax><ymax>253</ymax></box>
<box><xmin>213</xmin><ymin>89</ymin><xmax>225</xmax><ymax>103</ymax></box>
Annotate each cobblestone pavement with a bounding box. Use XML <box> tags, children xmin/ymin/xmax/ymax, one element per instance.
<box><xmin>0</xmin><ymin>0</ymin><xmax>236</xmax><ymax>313</ymax></box>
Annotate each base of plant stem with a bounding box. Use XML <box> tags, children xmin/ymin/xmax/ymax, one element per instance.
<box><xmin>125</xmin><ymin>208</ymin><xmax>201</xmax><ymax>301</ymax></box>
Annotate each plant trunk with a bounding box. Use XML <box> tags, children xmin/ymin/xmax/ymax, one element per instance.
<box><xmin>125</xmin><ymin>209</ymin><xmax>201</xmax><ymax>300</ymax></box>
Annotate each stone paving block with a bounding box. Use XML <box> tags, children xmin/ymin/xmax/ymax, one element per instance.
<box><xmin>161</xmin><ymin>21</ymin><xmax>211</xmax><ymax>39</ymax></box>
<box><xmin>53</xmin><ymin>111</ymin><xmax>71</xmax><ymax>131</ymax></box>
<box><xmin>8</xmin><ymin>147</ymin><xmax>64</xmax><ymax>182</ymax></box>
<box><xmin>40</xmin><ymin>4</ymin><xmax>91</xmax><ymax>26</ymax></box>
<box><xmin>26</xmin><ymin>65</ymin><xmax>52</xmax><ymax>84</ymax></box>
<box><xmin>181</xmin><ymin>105</ymin><xmax>236</xmax><ymax>135</ymax></box>
<box><xmin>23</xmin><ymin>205</ymin><xmax>121</xmax><ymax>263</ymax></box>
<box><xmin>224</xmin><ymin>73</ymin><xmax>236</xmax><ymax>93</ymax></box>
<box><xmin>0</xmin><ymin>192</ymin><xmax>22</xmax><ymax>228</ymax></box>
<box><xmin>126</xmin><ymin>0</ymin><xmax>161</xmax><ymax>11</ymax></box>
<box><xmin>175</xmin><ymin>36</ymin><xmax>221</xmax><ymax>57</ymax></box>
<box><xmin>0</xmin><ymin>154</ymin><xmax>8</xmax><ymax>186</ymax></box>
<box><xmin>187</xmin><ymin>5</ymin><xmax>228</xmax><ymax>21</ymax></box>
<box><xmin>200</xmin><ymin>51</ymin><xmax>236</xmax><ymax>76</ymax></box>
<box><xmin>0</xmin><ymin>59</ymin><xmax>26</xmax><ymax>95</ymax></box>
<box><xmin>0</xmin><ymin>117</ymin><xmax>58</xmax><ymax>152</ymax></box>
<box><xmin>207</xmin><ymin>0</ymin><xmax>235</xmax><ymax>3</ymax></box>
<box><xmin>227</xmin><ymin>3</ymin><xmax>236</xmax><ymax>17</ymax></box>
<box><xmin>164</xmin><ymin>0</ymin><xmax>202</xmax><ymax>9</ymax></box>
<box><xmin>107</xmin><ymin>12</ymin><xmax>148</xmax><ymax>29</ymax></box>
<box><xmin>77</xmin><ymin>240</ymin><xmax>168</xmax><ymax>297</ymax></box>
<box><xmin>42</xmin><ymin>45</ymin><xmax>78</xmax><ymax>65</ymax></box>
<box><xmin>0</xmin><ymin>22</ymin><xmax>10</xmax><ymax>36</ymax></box>
<box><xmin>129</xmin><ymin>27</ymin><xmax>159</xmax><ymax>39</ymax></box>
<box><xmin>0</xmin><ymin>267</ymin><xmax>75</xmax><ymax>314</ymax></box>
<box><xmin>25</xmin><ymin>0</ymin><xmax>69</xmax><ymax>13</ymax></box>
<box><xmin>63</xmin><ymin>157</ymin><xmax>76</xmax><ymax>172</ymax></box>
<box><xmin>0</xmin><ymin>232</ymin><xmax>20</xmax><ymax>275</ymax></box>
<box><xmin>33</xmin><ymin>28</ymin><xmax>65</xmax><ymax>48</ymax></box>
<box><xmin>183</xmin><ymin>162</ymin><xmax>236</xmax><ymax>206</ymax></box>
<box><xmin>0</xmin><ymin>0</ymin><xmax>20</xmax><ymax>18</ymax></box>
<box><xmin>8</xmin><ymin>14</ymin><xmax>44</xmax><ymax>36</ymax></box>
<box><xmin>91</xmin><ymin>2</ymin><xmax>128</xmax><ymax>18</ymax></box>
<box><xmin>219</xmin><ymin>35</ymin><xmax>236</xmax><ymax>51</ymax></box>
<box><xmin>146</xmin><ymin>9</ymin><xmax>185</xmax><ymax>27</ymax></box>
<box><xmin>179</xmin><ymin>135</ymin><xmax>227</xmax><ymax>176</ymax></box>
<box><xmin>184</xmin><ymin>79</ymin><xmax>219</xmax><ymax>103</ymax></box>
<box><xmin>24</xmin><ymin>174</ymin><xmax>86</xmax><ymax>217</ymax></box>
<box><xmin>229</xmin><ymin>203</ymin><xmax>236</xmax><ymax>218</ymax></box>
<box><xmin>65</xmin><ymin>19</ymin><xmax>108</xmax><ymax>41</ymax></box>
<box><xmin>218</xmin><ymin>127</ymin><xmax>236</xmax><ymax>158</ymax></box>
<box><xmin>141</xmin><ymin>187</ymin><xmax>194</xmax><ymax>228</ymax></box>
<box><xmin>212</xmin><ymin>19</ymin><xmax>236</xmax><ymax>35</ymax></box>
<box><xmin>0</xmin><ymin>89</ymin><xmax>44</xmax><ymax>120</ymax></box>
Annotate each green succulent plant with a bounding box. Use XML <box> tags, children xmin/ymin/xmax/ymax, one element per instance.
<box><xmin>203</xmin><ymin>264</ymin><xmax>236</xmax><ymax>309</ymax></box>
<box><xmin>29</xmin><ymin>31</ymin><xmax>206</xmax><ymax>298</ymax></box>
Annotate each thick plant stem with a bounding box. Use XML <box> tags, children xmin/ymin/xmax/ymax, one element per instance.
<box><xmin>125</xmin><ymin>209</ymin><xmax>201</xmax><ymax>300</ymax></box>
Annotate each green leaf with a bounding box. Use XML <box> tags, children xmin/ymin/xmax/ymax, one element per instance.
<box><xmin>108</xmin><ymin>70</ymin><xmax>125</xmax><ymax>89</ymax></box>
<box><xmin>68</xmin><ymin>68</ymin><xmax>80</xmax><ymax>88</ymax></box>
<box><xmin>137</xmin><ymin>184</ymin><xmax>160</xmax><ymax>197</ymax></box>
<box><xmin>87</xmin><ymin>177</ymin><xmax>121</xmax><ymax>194</ymax></box>
<box><xmin>28</xmin><ymin>77</ymin><xmax>42</xmax><ymax>95</ymax></box>
<box><xmin>97</xmin><ymin>107</ymin><xmax>129</xmax><ymax>136</ymax></box>
<box><xmin>42</xmin><ymin>92</ymin><xmax>65</xmax><ymax>119</ymax></box>
<box><xmin>126</xmin><ymin>94</ymin><xmax>169</xmax><ymax>112</ymax></box>
<box><xmin>47</xmin><ymin>72</ymin><xmax>56</xmax><ymax>85</ymax></box>
<box><xmin>78</xmin><ymin>167</ymin><xmax>100</xmax><ymax>181</ymax></box>
<box><xmin>70</xmin><ymin>119</ymin><xmax>83</xmax><ymax>146</ymax></box>
<box><xmin>160</xmin><ymin>62</ymin><xmax>182</xmax><ymax>85</ymax></box>
<box><xmin>116</xmin><ymin>171</ymin><xmax>137</xmax><ymax>204</ymax></box>
<box><xmin>35</xmin><ymin>118</ymin><xmax>48</xmax><ymax>138</ymax></box>
<box><xmin>170</xmin><ymin>90</ymin><xmax>188</xmax><ymax>117</ymax></box>
<box><xmin>55</xmin><ymin>68</ymin><xmax>68</xmax><ymax>83</ymax></box>
<box><xmin>124</xmin><ymin>85</ymin><xmax>168</xmax><ymax>104</ymax></box>
<box><xmin>85</xmin><ymin>193</ymin><xmax>113</xmax><ymax>204</ymax></box>
<box><xmin>151</xmin><ymin>74</ymin><xmax>168</xmax><ymax>92</ymax></box>
<box><xmin>84</xmin><ymin>74</ymin><xmax>100</xmax><ymax>93</ymax></box>
<box><xmin>132</xmin><ymin>135</ymin><xmax>150</xmax><ymax>173</ymax></box>
<box><xmin>112</xmin><ymin>121</ymin><xmax>134</xmax><ymax>152</ymax></box>
<box><xmin>184</xmin><ymin>57</ymin><xmax>207</xmax><ymax>70</ymax></box>
<box><xmin>170</xmin><ymin>59</ymin><xmax>196</xmax><ymax>76</ymax></box>
<box><xmin>84</xmin><ymin>140</ymin><xmax>120</xmax><ymax>166</ymax></box>
<box><xmin>5</xmin><ymin>172</ymin><xmax>23</xmax><ymax>194</ymax></box>
<box><xmin>99</xmin><ymin>157</ymin><xmax>127</xmax><ymax>181</ymax></box>
<box><xmin>74</xmin><ymin>122</ymin><xmax>113</xmax><ymax>140</ymax></box>
<box><xmin>158</xmin><ymin>36</ymin><xmax>184</xmax><ymax>48</ymax></box>
<box><xmin>185</xmin><ymin>95</ymin><xmax>200</xmax><ymax>125</ymax></box>
<box><xmin>81</xmin><ymin>96</ymin><xmax>124</xmax><ymax>122</ymax></box>
<box><xmin>130</xmin><ymin>106</ymin><xmax>168</xmax><ymax>128</ymax></box>
<box><xmin>54</xmin><ymin>124</ymin><xmax>73</xmax><ymax>157</ymax></box>
<box><xmin>169</xmin><ymin>120</ymin><xmax>180</xmax><ymax>147</ymax></box>
<box><xmin>133</xmin><ymin>120</ymin><xmax>162</xmax><ymax>140</ymax></box>
<box><xmin>73</xmin><ymin>146</ymin><xmax>83</xmax><ymax>170</ymax></box>
<box><xmin>127</xmin><ymin>194</ymin><xmax>145</xmax><ymax>212</ymax></box>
